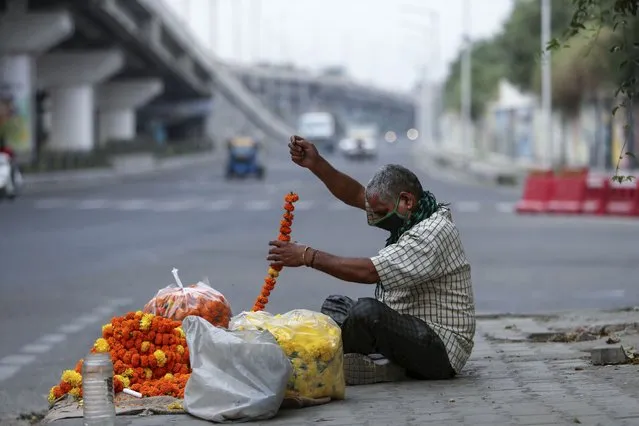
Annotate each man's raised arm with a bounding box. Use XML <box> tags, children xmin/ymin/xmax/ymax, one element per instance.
<box><xmin>289</xmin><ymin>136</ymin><xmax>365</xmax><ymax>210</ymax></box>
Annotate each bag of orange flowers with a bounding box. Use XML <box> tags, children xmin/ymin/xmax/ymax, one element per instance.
<box><xmin>143</xmin><ymin>268</ymin><xmax>232</xmax><ymax>328</ymax></box>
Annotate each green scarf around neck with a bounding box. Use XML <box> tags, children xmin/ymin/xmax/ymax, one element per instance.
<box><xmin>384</xmin><ymin>190</ymin><xmax>444</xmax><ymax>247</ymax></box>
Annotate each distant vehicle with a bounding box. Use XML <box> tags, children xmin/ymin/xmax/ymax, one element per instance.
<box><xmin>0</xmin><ymin>151</ymin><xmax>21</xmax><ymax>200</ymax></box>
<box><xmin>225</xmin><ymin>136</ymin><xmax>265</xmax><ymax>180</ymax></box>
<box><xmin>339</xmin><ymin>125</ymin><xmax>379</xmax><ymax>160</ymax></box>
<box><xmin>297</xmin><ymin>112</ymin><xmax>346</xmax><ymax>154</ymax></box>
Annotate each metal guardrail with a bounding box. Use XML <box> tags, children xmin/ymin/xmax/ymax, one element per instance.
<box><xmin>228</xmin><ymin>64</ymin><xmax>416</xmax><ymax>106</ymax></box>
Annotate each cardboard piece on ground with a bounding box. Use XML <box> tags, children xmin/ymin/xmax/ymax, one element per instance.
<box><xmin>42</xmin><ymin>394</ymin><xmax>185</xmax><ymax>423</ymax></box>
<box><xmin>43</xmin><ymin>394</ymin><xmax>332</xmax><ymax>423</ymax></box>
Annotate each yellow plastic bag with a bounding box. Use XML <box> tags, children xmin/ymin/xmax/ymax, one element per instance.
<box><xmin>230</xmin><ymin>309</ymin><xmax>345</xmax><ymax>401</ymax></box>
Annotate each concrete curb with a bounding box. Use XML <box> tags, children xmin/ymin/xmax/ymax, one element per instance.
<box><xmin>416</xmin><ymin>145</ymin><xmax>530</xmax><ymax>187</ymax></box>
<box><xmin>23</xmin><ymin>152</ymin><xmax>217</xmax><ymax>192</ymax></box>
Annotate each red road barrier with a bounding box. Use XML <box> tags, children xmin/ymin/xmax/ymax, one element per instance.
<box><xmin>515</xmin><ymin>170</ymin><xmax>554</xmax><ymax>214</ymax></box>
<box><xmin>546</xmin><ymin>174</ymin><xmax>587</xmax><ymax>214</ymax></box>
<box><xmin>604</xmin><ymin>180</ymin><xmax>639</xmax><ymax>216</ymax></box>
<box><xmin>581</xmin><ymin>174</ymin><xmax>609</xmax><ymax>216</ymax></box>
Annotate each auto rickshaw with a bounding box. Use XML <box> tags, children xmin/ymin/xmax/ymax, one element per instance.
<box><xmin>225</xmin><ymin>136</ymin><xmax>265</xmax><ymax>180</ymax></box>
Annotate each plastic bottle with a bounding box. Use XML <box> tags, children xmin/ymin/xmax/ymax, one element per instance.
<box><xmin>82</xmin><ymin>352</ymin><xmax>116</xmax><ymax>426</ymax></box>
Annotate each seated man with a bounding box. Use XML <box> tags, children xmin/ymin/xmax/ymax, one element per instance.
<box><xmin>266</xmin><ymin>136</ymin><xmax>476</xmax><ymax>385</ymax></box>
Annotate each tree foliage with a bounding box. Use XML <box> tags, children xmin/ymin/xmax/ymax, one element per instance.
<box><xmin>442</xmin><ymin>0</ymin><xmax>639</xmax><ymax>180</ymax></box>
<box><xmin>443</xmin><ymin>38</ymin><xmax>507</xmax><ymax>120</ymax></box>
<box><xmin>548</xmin><ymin>0</ymin><xmax>639</xmax><ymax>181</ymax></box>
<box><xmin>443</xmin><ymin>0</ymin><xmax>575</xmax><ymax>119</ymax></box>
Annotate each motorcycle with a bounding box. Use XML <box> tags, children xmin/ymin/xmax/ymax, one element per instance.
<box><xmin>0</xmin><ymin>151</ymin><xmax>22</xmax><ymax>200</ymax></box>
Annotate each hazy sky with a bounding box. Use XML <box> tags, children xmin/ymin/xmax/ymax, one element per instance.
<box><xmin>163</xmin><ymin>0</ymin><xmax>514</xmax><ymax>92</ymax></box>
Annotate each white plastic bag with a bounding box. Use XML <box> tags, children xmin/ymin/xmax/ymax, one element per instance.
<box><xmin>182</xmin><ymin>316</ymin><xmax>292</xmax><ymax>423</ymax></box>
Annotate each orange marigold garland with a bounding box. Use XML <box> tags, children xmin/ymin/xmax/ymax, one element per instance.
<box><xmin>252</xmin><ymin>192</ymin><xmax>299</xmax><ymax>312</ymax></box>
<box><xmin>48</xmin><ymin>311</ymin><xmax>191</xmax><ymax>405</ymax></box>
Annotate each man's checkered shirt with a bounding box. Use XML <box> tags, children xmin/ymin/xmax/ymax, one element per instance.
<box><xmin>370</xmin><ymin>207</ymin><xmax>476</xmax><ymax>374</ymax></box>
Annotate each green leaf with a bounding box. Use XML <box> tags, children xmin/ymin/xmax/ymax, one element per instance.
<box><xmin>612</xmin><ymin>106</ymin><xmax>620</xmax><ymax>115</ymax></box>
<box><xmin>625</xmin><ymin>151</ymin><xmax>636</xmax><ymax>158</ymax></box>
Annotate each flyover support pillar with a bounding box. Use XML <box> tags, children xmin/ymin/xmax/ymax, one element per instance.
<box><xmin>96</xmin><ymin>79</ymin><xmax>164</xmax><ymax>144</ymax></box>
<box><xmin>37</xmin><ymin>50</ymin><xmax>124</xmax><ymax>151</ymax></box>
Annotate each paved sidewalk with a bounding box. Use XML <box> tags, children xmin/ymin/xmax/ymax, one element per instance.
<box><xmin>30</xmin><ymin>310</ymin><xmax>639</xmax><ymax>426</ymax></box>
<box><xmin>415</xmin><ymin>144</ymin><xmax>535</xmax><ymax>187</ymax></box>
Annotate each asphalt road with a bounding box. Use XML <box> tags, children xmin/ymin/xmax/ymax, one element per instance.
<box><xmin>1</xmin><ymin>139</ymin><xmax>638</xmax><ymax>419</ymax></box>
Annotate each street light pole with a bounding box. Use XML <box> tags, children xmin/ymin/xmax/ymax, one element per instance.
<box><xmin>398</xmin><ymin>3</ymin><xmax>440</xmax><ymax>147</ymax></box>
<box><xmin>541</xmin><ymin>0</ymin><xmax>553</xmax><ymax>167</ymax></box>
<box><xmin>460</xmin><ymin>0</ymin><xmax>472</xmax><ymax>154</ymax></box>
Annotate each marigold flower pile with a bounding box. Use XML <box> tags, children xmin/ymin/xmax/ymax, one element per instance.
<box><xmin>48</xmin><ymin>311</ymin><xmax>191</xmax><ymax>405</ymax></box>
<box><xmin>252</xmin><ymin>192</ymin><xmax>299</xmax><ymax>312</ymax></box>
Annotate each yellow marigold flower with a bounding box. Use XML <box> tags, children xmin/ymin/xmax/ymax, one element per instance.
<box><xmin>140</xmin><ymin>341</ymin><xmax>151</xmax><ymax>353</ymax></box>
<box><xmin>167</xmin><ymin>401</ymin><xmax>183</xmax><ymax>410</ymax></box>
<box><xmin>153</xmin><ymin>349</ymin><xmax>167</xmax><ymax>367</ymax></box>
<box><xmin>93</xmin><ymin>338</ymin><xmax>110</xmax><ymax>353</ymax></box>
<box><xmin>123</xmin><ymin>368</ymin><xmax>134</xmax><ymax>378</ymax></box>
<box><xmin>68</xmin><ymin>387</ymin><xmax>82</xmax><ymax>398</ymax></box>
<box><xmin>143</xmin><ymin>368</ymin><xmax>153</xmax><ymax>379</ymax></box>
<box><xmin>174</xmin><ymin>327</ymin><xmax>185</xmax><ymax>338</ymax></box>
<box><xmin>268</xmin><ymin>267</ymin><xmax>279</xmax><ymax>278</ymax></box>
<box><xmin>114</xmin><ymin>374</ymin><xmax>130</xmax><ymax>388</ymax></box>
<box><xmin>139</xmin><ymin>313</ymin><xmax>154</xmax><ymax>331</ymax></box>
<box><xmin>61</xmin><ymin>370</ymin><xmax>82</xmax><ymax>387</ymax></box>
<box><xmin>102</xmin><ymin>323</ymin><xmax>113</xmax><ymax>336</ymax></box>
<box><xmin>176</xmin><ymin>345</ymin><xmax>185</xmax><ymax>355</ymax></box>
<box><xmin>47</xmin><ymin>386</ymin><xmax>58</xmax><ymax>404</ymax></box>
<box><xmin>135</xmin><ymin>310</ymin><xmax>143</xmax><ymax>317</ymax></box>
<box><xmin>164</xmin><ymin>373</ymin><xmax>174</xmax><ymax>380</ymax></box>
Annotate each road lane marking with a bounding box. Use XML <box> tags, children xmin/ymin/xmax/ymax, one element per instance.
<box><xmin>201</xmin><ymin>200</ymin><xmax>233</xmax><ymax>211</ymax></box>
<box><xmin>77</xmin><ymin>199</ymin><xmax>109</xmax><ymax>209</ymax></box>
<box><xmin>0</xmin><ymin>355</ymin><xmax>37</xmax><ymax>366</ymax></box>
<box><xmin>58</xmin><ymin>323</ymin><xmax>85</xmax><ymax>334</ymax></box>
<box><xmin>34</xmin><ymin>198</ymin><xmax>68</xmax><ymax>209</ymax></box>
<box><xmin>20</xmin><ymin>344</ymin><xmax>53</xmax><ymax>354</ymax></box>
<box><xmin>113</xmin><ymin>199</ymin><xmax>149</xmax><ymax>211</ymax></box>
<box><xmin>31</xmin><ymin>197</ymin><xmax>525</xmax><ymax>215</ymax></box>
<box><xmin>38</xmin><ymin>334</ymin><xmax>67</xmax><ymax>344</ymax></box>
<box><xmin>0</xmin><ymin>298</ymin><xmax>134</xmax><ymax>383</ymax></box>
<box><xmin>496</xmin><ymin>202</ymin><xmax>516</xmax><ymax>213</ymax></box>
<box><xmin>245</xmin><ymin>200</ymin><xmax>271</xmax><ymax>211</ymax></box>
<box><xmin>0</xmin><ymin>365</ymin><xmax>20</xmax><ymax>382</ymax></box>
<box><xmin>454</xmin><ymin>201</ymin><xmax>481</xmax><ymax>212</ymax></box>
<box><xmin>150</xmin><ymin>199</ymin><xmax>204</xmax><ymax>212</ymax></box>
<box><xmin>295</xmin><ymin>201</ymin><xmax>315</xmax><ymax>211</ymax></box>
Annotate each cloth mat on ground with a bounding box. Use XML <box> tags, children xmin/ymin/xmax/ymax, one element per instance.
<box><xmin>43</xmin><ymin>394</ymin><xmax>331</xmax><ymax>423</ymax></box>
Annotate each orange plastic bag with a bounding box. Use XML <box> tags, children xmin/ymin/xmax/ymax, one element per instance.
<box><xmin>143</xmin><ymin>268</ymin><xmax>232</xmax><ymax>328</ymax></box>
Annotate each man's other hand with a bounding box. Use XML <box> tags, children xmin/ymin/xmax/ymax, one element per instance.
<box><xmin>267</xmin><ymin>240</ymin><xmax>306</xmax><ymax>268</ymax></box>
<box><xmin>289</xmin><ymin>135</ymin><xmax>320</xmax><ymax>169</ymax></box>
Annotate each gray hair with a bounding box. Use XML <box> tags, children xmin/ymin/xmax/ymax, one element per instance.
<box><xmin>365</xmin><ymin>164</ymin><xmax>423</xmax><ymax>204</ymax></box>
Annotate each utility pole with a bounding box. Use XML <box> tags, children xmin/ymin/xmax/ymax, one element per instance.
<box><xmin>398</xmin><ymin>3</ymin><xmax>440</xmax><ymax>148</ymax></box>
<box><xmin>460</xmin><ymin>0</ymin><xmax>472</xmax><ymax>155</ymax></box>
<box><xmin>541</xmin><ymin>0</ymin><xmax>553</xmax><ymax>167</ymax></box>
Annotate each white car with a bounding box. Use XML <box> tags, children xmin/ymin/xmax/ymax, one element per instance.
<box><xmin>338</xmin><ymin>137</ymin><xmax>378</xmax><ymax>160</ymax></box>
